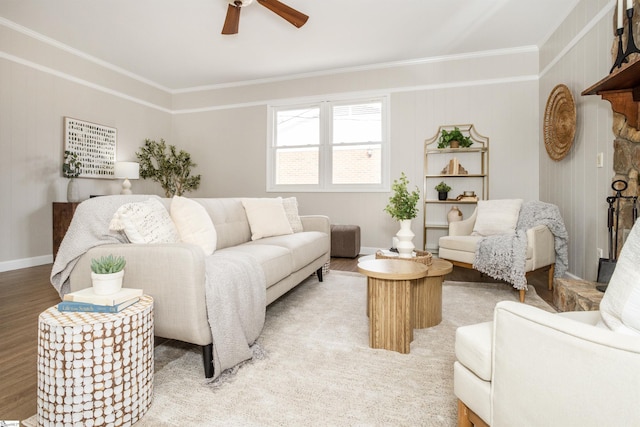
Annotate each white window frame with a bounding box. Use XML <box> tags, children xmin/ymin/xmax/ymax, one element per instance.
<box><xmin>267</xmin><ymin>95</ymin><xmax>390</xmax><ymax>192</ymax></box>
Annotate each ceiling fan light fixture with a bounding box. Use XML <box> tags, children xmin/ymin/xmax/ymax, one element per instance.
<box><xmin>221</xmin><ymin>0</ymin><xmax>308</xmax><ymax>35</ymax></box>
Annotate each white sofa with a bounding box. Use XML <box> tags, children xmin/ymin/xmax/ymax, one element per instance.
<box><xmin>439</xmin><ymin>203</ymin><xmax>558</xmax><ymax>302</ymax></box>
<box><xmin>62</xmin><ymin>196</ymin><xmax>330</xmax><ymax>377</ymax></box>
<box><xmin>454</xmin><ymin>219</ymin><xmax>640</xmax><ymax>426</ymax></box>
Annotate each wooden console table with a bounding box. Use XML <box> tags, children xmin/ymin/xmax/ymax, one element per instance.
<box><xmin>52</xmin><ymin>202</ymin><xmax>80</xmax><ymax>259</ymax></box>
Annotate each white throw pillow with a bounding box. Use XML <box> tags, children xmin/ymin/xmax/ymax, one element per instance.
<box><xmin>283</xmin><ymin>197</ymin><xmax>304</xmax><ymax>233</ymax></box>
<box><xmin>109</xmin><ymin>197</ymin><xmax>180</xmax><ymax>244</ymax></box>
<box><xmin>242</xmin><ymin>197</ymin><xmax>293</xmax><ymax>241</ymax></box>
<box><xmin>597</xmin><ymin>221</ymin><xmax>640</xmax><ymax>336</ymax></box>
<box><xmin>472</xmin><ymin>199</ymin><xmax>523</xmax><ymax>236</ymax></box>
<box><xmin>170</xmin><ymin>196</ymin><xmax>217</xmax><ymax>255</ymax></box>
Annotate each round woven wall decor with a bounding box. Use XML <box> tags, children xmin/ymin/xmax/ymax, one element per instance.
<box><xmin>544</xmin><ymin>84</ymin><xmax>576</xmax><ymax>161</ymax></box>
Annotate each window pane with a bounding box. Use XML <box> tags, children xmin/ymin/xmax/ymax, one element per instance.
<box><xmin>333</xmin><ymin>102</ymin><xmax>382</xmax><ymax>145</ymax></box>
<box><xmin>332</xmin><ymin>144</ymin><xmax>381</xmax><ymax>184</ymax></box>
<box><xmin>276</xmin><ymin>147</ymin><xmax>319</xmax><ymax>185</ymax></box>
<box><xmin>276</xmin><ymin>107</ymin><xmax>319</xmax><ymax>147</ymax></box>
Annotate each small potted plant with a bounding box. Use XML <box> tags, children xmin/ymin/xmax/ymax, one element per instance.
<box><xmin>437</xmin><ymin>127</ymin><xmax>473</xmax><ymax>149</ymax></box>
<box><xmin>63</xmin><ymin>150</ymin><xmax>82</xmax><ymax>202</ymax></box>
<box><xmin>435</xmin><ymin>181</ymin><xmax>452</xmax><ymax>200</ymax></box>
<box><xmin>91</xmin><ymin>254</ymin><xmax>126</xmax><ymax>295</ymax></box>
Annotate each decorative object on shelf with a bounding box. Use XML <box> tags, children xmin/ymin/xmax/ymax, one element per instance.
<box><xmin>611</xmin><ymin>0</ymin><xmax>640</xmax><ymax>72</ymax></box>
<box><xmin>384</xmin><ymin>172</ymin><xmax>421</xmax><ymax>258</ymax></box>
<box><xmin>434</xmin><ymin>181</ymin><xmax>451</xmax><ymax>201</ymax></box>
<box><xmin>62</xmin><ymin>150</ymin><xmax>82</xmax><ymax>202</ymax></box>
<box><xmin>90</xmin><ymin>254</ymin><xmax>126</xmax><ymax>295</ymax></box>
<box><xmin>455</xmin><ymin>193</ymin><xmax>479</xmax><ymax>202</ymax></box>
<box><xmin>544</xmin><ymin>84</ymin><xmax>576</xmax><ymax>161</ymax></box>
<box><xmin>136</xmin><ymin>138</ymin><xmax>201</xmax><ymax>197</ymax></box>
<box><xmin>447</xmin><ymin>206</ymin><xmax>463</xmax><ymax>223</ymax></box>
<box><xmin>114</xmin><ymin>161</ymin><xmax>140</xmax><ymax>195</ymax></box>
<box><xmin>440</xmin><ymin>157</ymin><xmax>468</xmax><ymax>175</ymax></box>
<box><xmin>64</xmin><ymin>117</ymin><xmax>116</xmax><ymax>178</ymax></box>
<box><xmin>437</xmin><ymin>126</ymin><xmax>473</xmax><ymax>149</ymax></box>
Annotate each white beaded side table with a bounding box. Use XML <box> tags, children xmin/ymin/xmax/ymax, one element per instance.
<box><xmin>36</xmin><ymin>295</ymin><xmax>154</xmax><ymax>427</ymax></box>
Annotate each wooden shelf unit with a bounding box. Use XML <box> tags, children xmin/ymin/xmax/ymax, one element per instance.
<box><xmin>423</xmin><ymin>125</ymin><xmax>489</xmax><ymax>252</ymax></box>
<box><xmin>582</xmin><ymin>60</ymin><xmax>640</xmax><ymax>129</ymax></box>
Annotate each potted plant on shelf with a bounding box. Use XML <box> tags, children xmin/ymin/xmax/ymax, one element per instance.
<box><xmin>384</xmin><ymin>172</ymin><xmax>421</xmax><ymax>258</ymax></box>
<box><xmin>62</xmin><ymin>150</ymin><xmax>82</xmax><ymax>202</ymax></box>
<box><xmin>91</xmin><ymin>254</ymin><xmax>126</xmax><ymax>295</ymax></box>
<box><xmin>435</xmin><ymin>181</ymin><xmax>451</xmax><ymax>200</ymax></box>
<box><xmin>437</xmin><ymin>127</ymin><xmax>473</xmax><ymax>149</ymax></box>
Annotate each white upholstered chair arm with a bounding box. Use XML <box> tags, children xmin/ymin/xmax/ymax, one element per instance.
<box><xmin>449</xmin><ymin>208</ymin><xmax>477</xmax><ymax>236</ymax></box>
<box><xmin>491</xmin><ymin>301</ymin><xmax>640</xmax><ymax>426</ymax></box>
<box><xmin>525</xmin><ymin>224</ymin><xmax>555</xmax><ymax>270</ymax></box>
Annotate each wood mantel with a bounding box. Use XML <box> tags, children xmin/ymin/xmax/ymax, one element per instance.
<box><xmin>582</xmin><ymin>60</ymin><xmax>640</xmax><ymax>128</ymax></box>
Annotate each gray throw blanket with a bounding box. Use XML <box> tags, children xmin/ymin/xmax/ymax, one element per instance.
<box><xmin>473</xmin><ymin>200</ymin><xmax>569</xmax><ymax>290</ymax></box>
<box><xmin>50</xmin><ymin>195</ymin><xmax>152</xmax><ymax>297</ymax></box>
<box><xmin>204</xmin><ymin>251</ymin><xmax>266</xmax><ymax>382</ymax></box>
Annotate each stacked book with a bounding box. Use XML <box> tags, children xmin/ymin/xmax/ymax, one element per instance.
<box><xmin>58</xmin><ymin>287</ymin><xmax>143</xmax><ymax>313</ymax></box>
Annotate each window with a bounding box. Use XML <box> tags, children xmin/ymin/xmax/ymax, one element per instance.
<box><xmin>267</xmin><ymin>96</ymin><xmax>389</xmax><ymax>192</ymax></box>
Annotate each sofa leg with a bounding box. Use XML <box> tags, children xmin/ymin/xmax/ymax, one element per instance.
<box><xmin>519</xmin><ymin>289</ymin><xmax>525</xmax><ymax>303</ymax></box>
<box><xmin>202</xmin><ymin>343</ymin><xmax>214</xmax><ymax>378</ymax></box>
<box><xmin>316</xmin><ymin>267</ymin><xmax>323</xmax><ymax>282</ymax></box>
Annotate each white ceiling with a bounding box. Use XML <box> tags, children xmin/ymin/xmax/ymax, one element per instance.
<box><xmin>0</xmin><ymin>0</ymin><xmax>581</xmax><ymax>91</ymax></box>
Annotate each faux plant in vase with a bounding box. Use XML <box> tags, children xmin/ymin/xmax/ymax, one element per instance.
<box><xmin>437</xmin><ymin>127</ymin><xmax>473</xmax><ymax>149</ymax></box>
<box><xmin>384</xmin><ymin>172</ymin><xmax>421</xmax><ymax>258</ymax></box>
<box><xmin>91</xmin><ymin>254</ymin><xmax>126</xmax><ymax>295</ymax></box>
<box><xmin>63</xmin><ymin>150</ymin><xmax>82</xmax><ymax>202</ymax></box>
<box><xmin>136</xmin><ymin>139</ymin><xmax>201</xmax><ymax>197</ymax></box>
<box><xmin>435</xmin><ymin>181</ymin><xmax>452</xmax><ymax>201</ymax></box>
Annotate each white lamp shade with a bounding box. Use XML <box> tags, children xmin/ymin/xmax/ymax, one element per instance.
<box><xmin>114</xmin><ymin>162</ymin><xmax>140</xmax><ymax>180</ymax></box>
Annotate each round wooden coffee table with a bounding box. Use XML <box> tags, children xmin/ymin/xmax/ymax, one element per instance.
<box><xmin>413</xmin><ymin>258</ymin><xmax>453</xmax><ymax>329</ymax></box>
<box><xmin>358</xmin><ymin>259</ymin><xmax>428</xmax><ymax>354</ymax></box>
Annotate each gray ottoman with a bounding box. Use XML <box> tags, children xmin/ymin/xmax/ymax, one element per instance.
<box><xmin>331</xmin><ymin>224</ymin><xmax>361</xmax><ymax>258</ymax></box>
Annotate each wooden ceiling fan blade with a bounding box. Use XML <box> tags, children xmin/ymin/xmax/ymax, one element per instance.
<box><xmin>257</xmin><ymin>0</ymin><xmax>309</xmax><ymax>28</ymax></box>
<box><xmin>222</xmin><ymin>3</ymin><xmax>241</xmax><ymax>35</ymax></box>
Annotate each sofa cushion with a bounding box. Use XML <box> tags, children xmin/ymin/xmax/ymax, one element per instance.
<box><xmin>597</xmin><ymin>221</ymin><xmax>640</xmax><ymax>336</ymax></box>
<box><xmin>455</xmin><ymin>321</ymin><xmax>493</xmax><ymax>381</ymax></box>
<box><xmin>250</xmin><ymin>231</ymin><xmax>329</xmax><ymax>272</ymax></box>
<box><xmin>170</xmin><ymin>196</ymin><xmax>217</xmax><ymax>255</ymax></box>
<box><xmin>218</xmin><ymin>245</ymin><xmax>293</xmax><ymax>287</ymax></box>
<box><xmin>439</xmin><ymin>235</ymin><xmax>483</xmax><ymax>252</ymax></box>
<box><xmin>472</xmin><ymin>199</ymin><xmax>523</xmax><ymax>236</ymax></box>
<box><xmin>109</xmin><ymin>197</ymin><xmax>180</xmax><ymax>244</ymax></box>
<box><xmin>283</xmin><ymin>197</ymin><xmax>304</xmax><ymax>233</ymax></box>
<box><xmin>242</xmin><ymin>198</ymin><xmax>293</xmax><ymax>241</ymax></box>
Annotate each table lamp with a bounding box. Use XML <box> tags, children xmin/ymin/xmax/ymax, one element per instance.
<box><xmin>114</xmin><ymin>162</ymin><xmax>140</xmax><ymax>195</ymax></box>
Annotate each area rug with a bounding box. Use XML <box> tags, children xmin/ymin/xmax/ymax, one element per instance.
<box><xmin>24</xmin><ymin>271</ymin><xmax>554</xmax><ymax>427</ymax></box>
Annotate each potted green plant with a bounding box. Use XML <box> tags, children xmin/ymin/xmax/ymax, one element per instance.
<box><xmin>435</xmin><ymin>181</ymin><xmax>451</xmax><ymax>200</ymax></box>
<box><xmin>63</xmin><ymin>150</ymin><xmax>82</xmax><ymax>202</ymax></box>
<box><xmin>91</xmin><ymin>254</ymin><xmax>126</xmax><ymax>295</ymax></box>
<box><xmin>384</xmin><ymin>173</ymin><xmax>421</xmax><ymax>258</ymax></box>
<box><xmin>437</xmin><ymin>127</ymin><xmax>473</xmax><ymax>149</ymax></box>
<box><xmin>136</xmin><ymin>139</ymin><xmax>201</xmax><ymax>197</ymax></box>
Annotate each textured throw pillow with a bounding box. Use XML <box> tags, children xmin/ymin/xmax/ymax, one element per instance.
<box><xmin>283</xmin><ymin>197</ymin><xmax>304</xmax><ymax>233</ymax></box>
<box><xmin>597</xmin><ymin>221</ymin><xmax>640</xmax><ymax>336</ymax></box>
<box><xmin>472</xmin><ymin>199</ymin><xmax>523</xmax><ymax>236</ymax></box>
<box><xmin>170</xmin><ymin>196</ymin><xmax>217</xmax><ymax>255</ymax></box>
<box><xmin>242</xmin><ymin>197</ymin><xmax>293</xmax><ymax>241</ymax></box>
<box><xmin>109</xmin><ymin>197</ymin><xmax>180</xmax><ymax>244</ymax></box>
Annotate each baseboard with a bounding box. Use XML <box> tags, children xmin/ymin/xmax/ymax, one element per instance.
<box><xmin>0</xmin><ymin>255</ymin><xmax>53</xmax><ymax>272</ymax></box>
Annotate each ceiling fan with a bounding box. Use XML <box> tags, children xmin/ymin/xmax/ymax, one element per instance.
<box><xmin>221</xmin><ymin>0</ymin><xmax>309</xmax><ymax>35</ymax></box>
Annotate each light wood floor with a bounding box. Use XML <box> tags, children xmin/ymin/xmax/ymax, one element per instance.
<box><xmin>0</xmin><ymin>257</ymin><xmax>555</xmax><ymax>421</ymax></box>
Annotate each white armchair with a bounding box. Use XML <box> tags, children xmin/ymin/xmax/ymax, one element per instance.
<box><xmin>454</xmin><ymin>219</ymin><xmax>640</xmax><ymax>426</ymax></box>
<box><xmin>439</xmin><ymin>202</ymin><xmax>558</xmax><ymax>302</ymax></box>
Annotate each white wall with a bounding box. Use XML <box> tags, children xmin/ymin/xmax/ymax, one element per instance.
<box><xmin>539</xmin><ymin>0</ymin><xmax>613</xmax><ymax>280</ymax></box>
<box><xmin>1</xmin><ymin>1</ymin><xmax>608</xmax><ymax>277</ymax></box>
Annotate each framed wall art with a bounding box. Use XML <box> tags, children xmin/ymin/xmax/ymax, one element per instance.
<box><xmin>64</xmin><ymin>117</ymin><xmax>117</xmax><ymax>178</ymax></box>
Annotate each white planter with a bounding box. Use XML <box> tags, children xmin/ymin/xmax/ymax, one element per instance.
<box><xmin>91</xmin><ymin>270</ymin><xmax>124</xmax><ymax>295</ymax></box>
<box><xmin>396</xmin><ymin>219</ymin><xmax>415</xmax><ymax>258</ymax></box>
